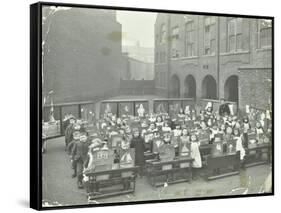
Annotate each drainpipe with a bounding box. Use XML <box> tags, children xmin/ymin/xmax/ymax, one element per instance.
<box><xmin>167</xmin><ymin>14</ymin><xmax>172</xmax><ymax>98</ymax></box>
<box><xmin>216</xmin><ymin>16</ymin><xmax>220</xmax><ymax>100</ymax></box>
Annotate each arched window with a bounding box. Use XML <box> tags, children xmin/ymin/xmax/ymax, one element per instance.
<box><xmin>202</xmin><ymin>75</ymin><xmax>217</xmax><ymax>99</ymax></box>
<box><xmin>224</xmin><ymin>75</ymin><xmax>239</xmax><ymax>102</ymax></box>
<box><xmin>169</xmin><ymin>75</ymin><xmax>180</xmax><ymax>98</ymax></box>
<box><xmin>184</xmin><ymin>75</ymin><xmax>196</xmax><ymax>98</ymax></box>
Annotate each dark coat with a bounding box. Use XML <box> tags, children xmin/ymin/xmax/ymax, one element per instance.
<box><xmin>67</xmin><ymin>139</ymin><xmax>78</xmax><ymax>155</ymax></box>
<box><xmin>71</xmin><ymin>140</ymin><xmax>90</xmax><ymax>162</ymax></box>
<box><xmin>65</xmin><ymin>124</ymin><xmax>74</xmax><ymax>145</ymax></box>
<box><xmin>219</xmin><ymin>103</ymin><xmax>230</xmax><ymax>116</ymax></box>
<box><xmin>130</xmin><ymin>136</ymin><xmax>146</xmax><ymax>167</ymax></box>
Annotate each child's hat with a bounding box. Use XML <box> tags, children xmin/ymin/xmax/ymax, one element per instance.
<box><xmin>73</xmin><ymin>131</ymin><xmax>80</xmax><ymax>137</ymax></box>
<box><xmin>73</xmin><ymin>124</ymin><xmax>81</xmax><ymax>130</ymax></box>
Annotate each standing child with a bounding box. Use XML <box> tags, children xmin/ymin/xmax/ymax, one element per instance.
<box><xmin>233</xmin><ymin>128</ymin><xmax>246</xmax><ymax>162</ymax></box>
<box><xmin>242</xmin><ymin>116</ymin><xmax>251</xmax><ymax>149</ymax></box>
<box><xmin>130</xmin><ymin>128</ymin><xmax>146</xmax><ymax>177</ymax></box>
<box><xmin>190</xmin><ymin>134</ymin><xmax>202</xmax><ymax>180</ymax></box>
<box><xmin>67</xmin><ymin>131</ymin><xmax>80</xmax><ymax>178</ymax></box>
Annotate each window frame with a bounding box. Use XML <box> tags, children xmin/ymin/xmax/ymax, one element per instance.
<box><xmin>160</xmin><ymin>24</ymin><xmax>167</xmax><ymax>44</ymax></box>
<box><xmin>185</xmin><ymin>20</ymin><xmax>196</xmax><ymax>57</ymax></box>
<box><xmin>203</xmin><ymin>16</ymin><xmax>216</xmax><ymax>55</ymax></box>
<box><xmin>227</xmin><ymin>17</ymin><xmax>243</xmax><ymax>52</ymax></box>
<box><xmin>257</xmin><ymin>19</ymin><xmax>272</xmax><ymax>49</ymax></box>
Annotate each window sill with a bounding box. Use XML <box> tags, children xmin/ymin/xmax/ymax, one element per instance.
<box><xmin>155</xmin><ymin>86</ymin><xmax>167</xmax><ymax>89</ymax></box>
<box><xmin>201</xmin><ymin>54</ymin><xmax>216</xmax><ymax>57</ymax></box>
<box><xmin>171</xmin><ymin>56</ymin><xmax>198</xmax><ymax>61</ymax></box>
<box><xmin>155</xmin><ymin>63</ymin><xmax>167</xmax><ymax>65</ymax></box>
<box><xmin>220</xmin><ymin>50</ymin><xmax>250</xmax><ymax>56</ymax></box>
<box><xmin>256</xmin><ymin>46</ymin><xmax>272</xmax><ymax>52</ymax></box>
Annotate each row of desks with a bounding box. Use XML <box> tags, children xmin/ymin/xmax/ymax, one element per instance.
<box><xmin>84</xmin><ymin>143</ymin><xmax>271</xmax><ymax>200</ymax></box>
<box><xmin>146</xmin><ymin>158</ymin><xmax>194</xmax><ymax>187</ymax></box>
<box><xmin>85</xmin><ymin>166</ymin><xmax>139</xmax><ymax>201</ymax></box>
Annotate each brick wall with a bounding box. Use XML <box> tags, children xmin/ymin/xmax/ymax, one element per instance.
<box><xmin>238</xmin><ymin>68</ymin><xmax>272</xmax><ymax>111</ymax></box>
<box><xmin>42</xmin><ymin>7</ymin><xmax>124</xmax><ymax>103</ymax></box>
<box><xmin>154</xmin><ymin>14</ymin><xmax>272</xmax><ymax>110</ymax></box>
<box><xmin>119</xmin><ymin>79</ymin><xmax>155</xmax><ymax>95</ymax></box>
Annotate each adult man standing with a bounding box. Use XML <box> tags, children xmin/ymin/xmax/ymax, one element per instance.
<box><xmin>64</xmin><ymin>116</ymin><xmax>76</xmax><ymax>149</ymax></box>
<box><xmin>219</xmin><ymin>98</ymin><xmax>230</xmax><ymax>116</ymax></box>
<box><xmin>71</xmin><ymin>133</ymin><xmax>90</xmax><ymax>189</ymax></box>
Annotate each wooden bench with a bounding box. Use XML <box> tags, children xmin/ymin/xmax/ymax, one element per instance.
<box><xmin>84</xmin><ymin>166</ymin><xmax>139</xmax><ymax>200</ymax></box>
<box><xmin>206</xmin><ymin>152</ymin><xmax>240</xmax><ymax>180</ymax></box>
<box><xmin>245</xmin><ymin>143</ymin><xmax>271</xmax><ymax>168</ymax></box>
<box><xmin>146</xmin><ymin>158</ymin><xmax>194</xmax><ymax>187</ymax></box>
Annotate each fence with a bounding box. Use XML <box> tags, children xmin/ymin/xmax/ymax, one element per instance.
<box><xmin>152</xmin><ymin>98</ymin><xmax>195</xmax><ymax>114</ymax></box>
<box><xmin>198</xmin><ymin>99</ymin><xmax>238</xmax><ymax>115</ymax></box>
<box><xmin>43</xmin><ymin>98</ymin><xmax>238</xmax><ymax>139</ymax></box>
<box><xmin>100</xmin><ymin>99</ymin><xmax>149</xmax><ymax>118</ymax></box>
<box><xmin>43</xmin><ymin>101</ymin><xmax>95</xmax><ymax>139</ymax></box>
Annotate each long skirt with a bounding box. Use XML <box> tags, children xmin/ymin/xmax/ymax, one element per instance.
<box><xmin>191</xmin><ymin>142</ymin><xmax>202</xmax><ymax>168</ymax></box>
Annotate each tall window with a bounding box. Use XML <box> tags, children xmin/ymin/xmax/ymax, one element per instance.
<box><xmin>257</xmin><ymin>19</ymin><xmax>272</xmax><ymax>48</ymax></box>
<box><xmin>155</xmin><ymin>52</ymin><xmax>159</xmax><ymax>64</ymax></box>
<box><xmin>171</xmin><ymin>26</ymin><xmax>180</xmax><ymax>58</ymax></box>
<box><xmin>227</xmin><ymin>18</ymin><xmax>243</xmax><ymax>52</ymax></box>
<box><xmin>155</xmin><ymin>34</ymin><xmax>159</xmax><ymax>46</ymax></box>
<box><xmin>157</xmin><ymin>72</ymin><xmax>166</xmax><ymax>87</ymax></box>
<box><xmin>160</xmin><ymin>24</ymin><xmax>167</xmax><ymax>44</ymax></box>
<box><xmin>159</xmin><ymin>51</ymin><xmax>166</xmax><ymax>63</ymax></box>
<box><xmin>185</xmin><ymin>20</ymin><xmax>195</xmax><ymax>57</ymax></box>
<box><xmin>204</xmin><ymin>16</ymin><xmax>216</xmax><ymax>55</ymax></box>
<box><xmin>156</xmin><ymin>71</ymin><xmax>161</xmax><ymax>87</ymax></box>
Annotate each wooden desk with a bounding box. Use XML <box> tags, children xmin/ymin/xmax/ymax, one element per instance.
<box><xmin>84</xmin><ymin>166</ymin><xmax>139</xmax><ymax>200</ymax></box>
<box><xmin>206</xmin><ymin>152</ymin><xmax>240</xmax><ymax>180</ymax></box>
<box><xmin>144</xmin><ymin>152</ymin><xmax>156</xmax><ymax>161</ymax></box>
<box><xmin>245</xmin><ymin>143</ymin><xmax>271</xmax><ymax>168</ymax></box>
<box><xmin>199</xmin><ymin>144</ymin><xmax>212</xmax><ymax>166</ymax></box>
<box><xmin>146</xmin><ymin>158</ymin><xmax>194</xmax><ymax>187</ymax></box>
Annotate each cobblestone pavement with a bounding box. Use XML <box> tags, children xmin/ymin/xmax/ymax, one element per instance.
<box><xmin>42</xmin><ymin>137</ymin><xmax>271</xmax><ymax>207</ymax></box>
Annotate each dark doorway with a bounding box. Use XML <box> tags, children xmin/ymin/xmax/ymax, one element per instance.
<box><xmin>224</xmin><ymin>75</ymin><xmax>239</xmax><ymax>102</ymax></box>
<box><xmin>184</xmin><ymin>75</ymin><xmax>196</xmax><ymax>98</ymax></box>
<box><xmin>202</xmin><ymin>75</ymin><xmax>217</xmax><ymax>99</ymax></box>
<box><xmin>169</xmin><ymin>74</ymin><xmax>180</xmax><ymax>98</ymax></box>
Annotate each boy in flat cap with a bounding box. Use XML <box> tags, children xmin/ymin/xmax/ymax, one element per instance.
<box><xmin>67</xmin><ymin>131</ymin><xmax>80</xmax><ymax>178</ymax></box>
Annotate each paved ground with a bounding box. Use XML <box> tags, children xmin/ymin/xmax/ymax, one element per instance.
<box><xmin>42</xmin><ymin>136</ymin><xmax>271</xmax><ymax>207</ymax></box>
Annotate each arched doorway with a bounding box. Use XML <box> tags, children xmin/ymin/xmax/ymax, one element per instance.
<box><xmin>202</xmin><ymin>75</ymin><xmax>217</xmax><ymax>99</ymax></box>
<box><xmin>169</xmin><ymin>74</ymin><xmax>180</xmax><ymax>98</ymax></box>
<box><xmin>184</xmin><ymin>75</ymin><xmax>196</xmax><ymax>98</ymax></box>
<box><xmin>224</xmin><ymin>75</ymin><xmax>239</xmax><ymax>102</ymax></box>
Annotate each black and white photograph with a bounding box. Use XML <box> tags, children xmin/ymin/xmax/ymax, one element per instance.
<box><xmin>30</xmin><ymin>1</ymin><xmax>273</xmax><ymax>210</ymax></box>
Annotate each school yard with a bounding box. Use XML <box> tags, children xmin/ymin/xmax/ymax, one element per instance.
<box><xmin>42</xmin><ymin>136</ymin><xmax>271</xmax><ymax>207</ymax></box>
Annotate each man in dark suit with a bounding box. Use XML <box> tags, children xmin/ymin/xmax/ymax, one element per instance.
<box><xmin>71</xmin><ymin>133</ymin><xmax>90</xmax><ymax>189</ymax></box>
<box><xmin>130</xmin><ymin>128</ymin><xmax>146</xmax><ymax>177</ymax></box>
<box><xmin>64</xmin><ymin>117</ymin><xmax>76</xmax><ymax>149</ymax></box>
<box><xmin>219</xmin><ymin>99</ymin><xmax>230</xmax><ymax>116</ymax></box>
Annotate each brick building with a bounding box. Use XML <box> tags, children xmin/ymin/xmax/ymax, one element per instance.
<box><xmin>154</xmin><ymin>13</ymin><xmax>272</xmax><ymax>110</ymax></box>
<box><xmin>122</xmin><ymin>53</ymin><xmax>154</xmax><ymax>80</ymax></box>
<box><xmin>42</xmin><ymin>7</ymin><xmax>124</xmax><ymax>103</ymax></box>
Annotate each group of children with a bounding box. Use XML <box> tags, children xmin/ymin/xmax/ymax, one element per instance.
<box><xmin>63</xmin><ymin>102</ymin><xmax>272</xmax><ymax>189</ymax></box>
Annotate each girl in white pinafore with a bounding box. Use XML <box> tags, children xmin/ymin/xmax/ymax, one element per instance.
<box><xmin>190</xmin><ymin>134</ymin><xmax>202</xmax><ymax>179</ymax></box>
<box><xmin>233</xmin><ymin>128</ymin><xmax>245</xmax><ymax>161</ymax></box>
